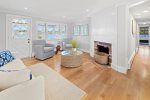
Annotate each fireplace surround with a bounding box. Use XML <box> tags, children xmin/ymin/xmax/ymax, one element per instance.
<box><xmin>94</xmin><ymin>41</ymin><xmax>112</xmax><ymax>65</ymax></box>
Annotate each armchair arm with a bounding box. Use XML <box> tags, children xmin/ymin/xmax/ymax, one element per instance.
<box><xmin>34</xmin><ymin>45</ymin><xmax>44</xmax><ymax>53</ymax></box>
<box><xmin>45</xmin><ymin>43</ymin><xmax>55</xmax><ymax>47</ymax></box>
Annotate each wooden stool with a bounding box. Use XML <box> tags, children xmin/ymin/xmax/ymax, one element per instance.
<box><xmin>56</xmin><ymin>45</ymin><xmax>61</xmax><ymax>54</ymax></box>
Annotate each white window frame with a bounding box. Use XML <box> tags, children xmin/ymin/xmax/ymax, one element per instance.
<box><xmin>73</xmin><ymin>24</ymin><xmax>89</xmax><ymax>36</ymax></box>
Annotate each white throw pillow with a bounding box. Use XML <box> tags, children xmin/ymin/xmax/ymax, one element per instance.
<box><xmin>0</xmin><ymin>69</ymin><xmax>32</xmax><ymax>91</ymax></box>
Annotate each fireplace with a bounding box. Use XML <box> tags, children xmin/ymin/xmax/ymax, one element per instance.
<box><xmin>94</xmin><ymin>41</ymin><xmax>112</xmax><ymax>65</ymax></box>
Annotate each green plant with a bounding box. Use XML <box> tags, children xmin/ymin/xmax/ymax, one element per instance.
<box><xmin>71</xmin><ymin>39</ymin><xmax>77</xmax><ymax>48</ymax></box>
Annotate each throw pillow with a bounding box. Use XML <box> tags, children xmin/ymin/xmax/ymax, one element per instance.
<box><xmin>0</xmin><ymin>50</ymin><xmax>15</xmax><ymax>67</ymax></box>
<box><xmin>0</xmin><ymin>69</ymin><xmax>32</xmax><ymax>90</ymax></box>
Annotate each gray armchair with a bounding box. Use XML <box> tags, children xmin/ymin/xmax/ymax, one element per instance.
<box><xmin>62</xmin><ymin>38</ymin><xmax>72</xmax><ymax>51</ymax></box>
<box><xmin>32</xmin><ymin>40</ymin><xmax>55</xmax><ymax>60</ymax></box>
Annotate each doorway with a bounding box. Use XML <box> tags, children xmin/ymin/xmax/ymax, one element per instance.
<box><xmin>6</xmin><ymin>15</ymin><xmax>32</xmax><ymax>58</ymax></box>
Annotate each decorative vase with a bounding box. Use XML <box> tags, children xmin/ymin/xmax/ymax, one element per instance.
<box><xmin>72</xmin><ymin>48</ymin><xmax>77</xmax><ymax>52</ymax></box>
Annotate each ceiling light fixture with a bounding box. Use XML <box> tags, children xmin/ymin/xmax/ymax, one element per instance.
<box><xmin>143</xmin><ymin>22</ymin><xmax>147</xmax><ymax>24</ymax></box>
<box><xmin>62</xmin><ymin>16</ymin><xmax>66</xmax><ymax>18</ymax></box>
<box><xmin>130</xmin><ymin>1</ymin><xmax>145</xmax><ymax>7</ymax></box>
<box><xmin>143</xmin><ymin>10</ymin><xmax>149</xmax><ymax>13</ymax></box>
<box><xmin>24</xmin><ymin>7</ymin><xmax>28</xmax><ymax>10</ymax></box>
<box><xmin>86</xmin><ymin>9</ymin><xmax>89</xmax><ymax>12</ymax></box>
<box><xmin>136</xmin><ymin>13</ymin><xmax>141</xmax><ymax>16</ymax></box>
<box><xmin>137</xmin><ymin>16</ymin><xmax>142</xmax><ymax>18</ymax></box>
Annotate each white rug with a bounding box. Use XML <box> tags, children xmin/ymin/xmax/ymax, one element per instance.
<box><xmin>29</xmin><ymin>63</ymin><xmax>86</xmax><ymax>100</ymax></box>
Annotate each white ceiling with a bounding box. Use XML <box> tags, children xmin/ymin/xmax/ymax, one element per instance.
<box><xmin>0</xmin><ymin>0</ymin><xmax>129</xmax><ymax>22</ymax></box>
<box><xmin>130</xmin><ymin>0</ymin><xmax>150</xmax><ymax>25</ymax></box>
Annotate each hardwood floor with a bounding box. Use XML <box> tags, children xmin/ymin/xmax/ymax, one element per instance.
<box><xmin>22</xmin><ymin>47</ymin><xmax>150</xmax><ymax>100</ymax></box>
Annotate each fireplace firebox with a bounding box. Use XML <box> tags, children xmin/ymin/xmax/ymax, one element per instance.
<box><xmin>94</xmin><ymin>41</ymin><xmax>112</xmax><ymax>65</ymax></box>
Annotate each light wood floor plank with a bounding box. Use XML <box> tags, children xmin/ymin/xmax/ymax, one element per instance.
<box><xmin>22</xmin><ymin>46</ymin><xmax>150</xmax><ymax>100</ymax></box>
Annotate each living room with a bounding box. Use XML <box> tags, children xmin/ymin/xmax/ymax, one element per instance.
<box><xmin>0</xmin><ymin>0</ymin><xmax>150</xmax><ymax>100</ymax></box>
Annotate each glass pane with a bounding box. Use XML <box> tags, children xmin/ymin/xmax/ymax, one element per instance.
<box><xmin>46</xmin><ymin>24</ymin><xmax>67</xmax><ymax>40</ymax></box>
<box><xmin>60</xmin><ymin>25</ymin><xmax>66</xmax><ymax>34</ymax></box>
<box><xmin>37</xmin><ymin>24</ymin><xmax>45</xmax><ymax>39</ymax></box>
<box><xmin>48</xmin><ymin>34</ymin><xmax>55</xmax><ymax>40</ymax></box>
<box><xmin>12</xmin><ymin>18</ymin><xmax>30</xmax><ymax>39</ymax></box>
<box><xmin>74</xmin><ymin>25</ymin><xmax>80</xmax><ymax>35</ymax></box>
<box><xmin>80</xmin><ymin>25</ymin><xmax>88</xmax><ymax>35</ymax></box>
<box><xmin>54</xmin><ymin>25</ymin><xmax>60</xmax><ymax>34</ymax></box>
<box><xmin>47</xmin><ymin>25</ymin><xmax>54</xmax><ymax>34</ymax></box>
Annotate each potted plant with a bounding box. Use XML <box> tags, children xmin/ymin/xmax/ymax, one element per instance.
<box><xmin>71</xmin><ymin>39</ymin><xmax>77</xmax><ymax>52</ymax></box>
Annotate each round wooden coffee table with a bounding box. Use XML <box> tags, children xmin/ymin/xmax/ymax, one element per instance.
<box><xmin>61</xmin><ymin>50</ymin><xmax>83</xmax><ymax>67</ymax></box>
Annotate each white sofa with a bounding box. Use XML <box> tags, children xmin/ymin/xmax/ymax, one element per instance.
<box><xmin>0</xmin><ymin>59</ymin><xmax>86</xmax><ymax>100</ymax></box>
<box><xmin>0</xmin><ymin>59</ymin><xmax>45</xmax><ymax>100</ymax></box>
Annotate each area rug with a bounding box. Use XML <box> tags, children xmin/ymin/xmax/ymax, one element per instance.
<box><xmin>29</xmin><ymin>63</ymin><xmax>86</xmax><ymax>100</ymax></box>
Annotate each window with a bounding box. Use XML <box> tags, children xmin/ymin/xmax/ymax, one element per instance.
<box><xmin>74</xmin><ymin>25</ymin><xmax>80</xmax><ymax>35</ymax></box>
<box><xmin>37</xmin><ymin>23</ymin><xmax>46</xmax><ymax>39</ymax></box>
<box><xmin>73</xmin><ymin>24</ymin><xmax>88</xmax><ymax>36</ymax></box>
<box><xmin>12</xmin><ymin>18</ymin><xmax>30</xmax><ymax>39</ymax></box>
<box><xmin>36</xmin><ymin>22</ymin><xmax>67</xmax><ymax>40</ymax></box>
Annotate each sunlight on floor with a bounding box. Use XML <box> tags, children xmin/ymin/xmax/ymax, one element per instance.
<box><xmin>138</xmin><ymin>46</ymin><xmax>150</xmax><ymax>56</ymax></box>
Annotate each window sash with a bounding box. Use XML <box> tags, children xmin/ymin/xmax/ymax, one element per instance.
<box><xmin>36</xmin><ymin>22</ymin><xmax>67</xmax><ymax>40</ymax></box>
<box><xmin>73</xmin><ymin>24</ymin><xmax>88</xmax><ymax>36</ymax></box>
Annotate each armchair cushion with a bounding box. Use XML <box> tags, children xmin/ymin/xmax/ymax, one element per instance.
<box><xmin>44</xmin><ymin>47</ymin><xmax>54</xmax><ymax>53</ymax></box>
<box><xmin>66</xmin><ymin>44</ymin><xmax>72</xmax><ymax>48</ymax></box>
<box><xmin>45</xmin><ymin>43</ymin><xmax>54</xmax><ymax>47</ymax></box>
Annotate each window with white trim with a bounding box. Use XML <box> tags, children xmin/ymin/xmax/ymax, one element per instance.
<box><xmin>73</xmin><ymin>24</ymin><xmax>88</xmax><ymax>36</ymax></box>
<box><xmin>36</xmin><ymin>22</ymin><xmax>67</xmax><ymax>40</ymax></box>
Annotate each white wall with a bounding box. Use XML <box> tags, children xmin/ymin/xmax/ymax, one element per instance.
<box><xmin>127</xmin><ymin>13</ymin><xmax>137</xmax><ymax>68</ymax></box>
<box><xmin>70</xmin><ymin>18</ymin><xmax>90</xmax><ymax>52</ymax></box>
<box><xmin>90</xmin><ymin>6</ymin><xmax>118</xmax><ymax>70</ymax></box>
<box><xmin>0</xmin><ymin>12</ymin><xmax>6</xmax><ymax>51</ymax></box>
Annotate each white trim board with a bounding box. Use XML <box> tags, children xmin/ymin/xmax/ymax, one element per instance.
<box><xmin>80</xmin><ymin>49</ymin><xmax>90</xmax><ymax>53</ymax></box>
<box><xmin>128</xmin><ymin>48</ymin><xmax>138</xmax><ymax>69</ymax></box>
<box><xmin>111</xmin><ymin>63</ymin><xmax>128</xmax><ymax>74</ymax></box>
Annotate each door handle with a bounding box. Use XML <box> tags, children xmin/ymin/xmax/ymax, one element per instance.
<box><xmin>28</xmin><ymin>39</ymin><xmax>30</xmax><ymax>43</ymax></box>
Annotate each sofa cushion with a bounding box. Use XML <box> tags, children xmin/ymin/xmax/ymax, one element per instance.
<box><xmin>44</xmin><ymin>47</ymin><xmax>54</xmax><ymax>53</ymax></box>
<box><xmin>29</xmin><ymin>63</ymin><xmax>86</xmax><ymax>100</ymax></box>
<box><xmin>0</xmin><ymin>69</ymin><xmax>32</xmax><ymax>91</ymax></box>
<box><xmin>0</xmin><ymin>76</ymin><xmax>45</xmax><ymax>100</ymax></box>
<box><xmin>0</xmin><ymin>51</ymin><xmax>15</xmax><ymax>67</ymax></box>
<box><xmin>0</xmin><ymin>59</ymin><xmax>26</xmax><ymax>70</ymax></box>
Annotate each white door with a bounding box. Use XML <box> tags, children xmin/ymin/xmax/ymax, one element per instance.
<box><xmin>6</xmin><ymin>15</ymin><xmax>32</xmax><ymax>58</ymax></box>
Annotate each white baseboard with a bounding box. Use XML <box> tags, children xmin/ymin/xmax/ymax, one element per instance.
<box><xmin>128</xmin><ymin>49</ymin><xmax>138</xmax><ymax>69</ymax></box>
<box><xmin>111</xmin><ymin>63</ymin><xmax>128</xmax><ymax>74</ymax></box>
<box><xmin>80</xmin><ymin>49</ymin><xmax>90</xmax><ymax>53</ymax></box>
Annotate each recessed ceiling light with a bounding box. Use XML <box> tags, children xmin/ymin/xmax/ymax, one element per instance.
<box><xmin>62</xmin><ymin>16</ymin><xmax>66</xmax><ymax>18</ymax></box>
<box><xmin>130</xmin><ymin>1</ymin><xmax>145</xmax><ymax>7</ymax></box>
<box><xmin>86</xmin><ymin>9</ymin><xmax>89</xmax><ymax>12</ymax></box>
<box><xmin>137</xmin><ymin>16</ymin><xmax>142</xmax><ymax>18</ymax></box>
<box><xmin>136</xmin><ymin>13</ymin><xmax>141</xmax><ymax>16</ymax></box>
<box><xmin>24</xmin><ymin>7</ymin><xmax>28</xmax><ymax>10</ymax></box>
<box><xmin>143</xmin><ymin>10</ymin><xmax>149</xmax><ymax>13</ymax></box>
<box><xmin>143</xmin><ymin>22</ymin><xmax>147</xmax><ymax>24</ymax></box>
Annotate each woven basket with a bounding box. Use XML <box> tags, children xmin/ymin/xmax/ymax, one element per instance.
<box><xmin>95</xmin><ymin>52</ymin><xmax>109</xmax><ymax>65</ymax></box>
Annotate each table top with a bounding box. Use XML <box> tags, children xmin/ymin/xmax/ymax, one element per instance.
<box><xmin>61</xmin><ymin>50</ymin><xmax>83</xmax><ymax>56</ymax></box>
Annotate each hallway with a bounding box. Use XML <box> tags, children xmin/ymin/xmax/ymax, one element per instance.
<box><xmin>128</xmin><ymin>46</ymin><xmax>150</xmax><ymax>100</ymax></box>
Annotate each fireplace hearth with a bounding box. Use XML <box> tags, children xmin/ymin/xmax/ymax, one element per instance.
<box><xmin>94</xmin><ymin>41</ymin><xmax>112</xmax><ymax>65</ymax></box>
